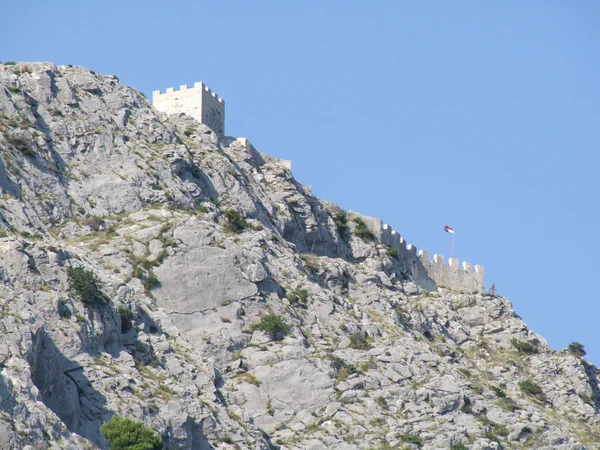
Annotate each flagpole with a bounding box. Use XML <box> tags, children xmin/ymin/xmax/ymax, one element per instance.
<box><xmin>452</xmin><ymin>230</ymin><xmax>455</xmax><ymax>258</ymax></box>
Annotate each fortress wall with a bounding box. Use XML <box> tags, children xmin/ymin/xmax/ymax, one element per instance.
<box><xmin>418</xmin><ymin>251</ymin><xmax>484</xmax><ymax>293</ymax></box>
<box><xmin>200</xmin><ymin>82</ymin><xmax>225</xmax><ymax>136</ymax></box>
<box><xmin>354</xmin><ymin>213</ymin><xmax>484</xmax><ymax>292</ymax></box>
<box><xmin>152</xmin><ymin>82</ymin><xmax>225</xmax><ymax>136</ymax></box>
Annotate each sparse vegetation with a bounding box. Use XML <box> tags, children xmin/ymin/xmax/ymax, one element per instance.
<box><xmin>299</xmin><ymin>253</ymin><xmax>320</xmax><ymax>272</ymax></box>
<box><xmin>386</xmin><ymin>246</ymin><xmax>399</xmax><ymax>258</ymax></box>
<box><xmin>330</xmin><ymin>356</ymin><xmax>358</xmax><ymax>382</ymax></box>
<box><xmin>82</xmin><ymin>216</ymin><xmax>104</xmax><ymax>231</ymax></box>
<box><xmin>219</xmin><ymin>436</ymin><xmax>234</xmax><ymax>444</ymax></box>
<box><xmin>479</xmin><ymin>415</ymin><xmax>509</xmax><ymax>441</ymax></box>
<box><xmin>286</xmin><ymin>287</ymin><xmax>308</xmax><ymax>306</ymax></box>
<box><xmin>578</xmin><ymin>392</ymin><xmax>595</xmax><ymax>406</ymax></box>
<box><xmin>100</xmin><ymin>415</ymin><xmax>163</xmax><ymax>450</ymax></box>
<box><xmin>222</xmin><ymin>209</ymin><xmax>248</xmax><ymax>234</ymax></box>
<box><xmin>143</xmin><ymin>272</ymin><xmax>159</xmax><ymax>291</ymax></box>
<box><xmin>398</xmin><ymin>432</ymin><xmax>422</xmax><ymax>445</ymax></box>
<box><xmin>511</xmin><ymin>338</ymin><xmax>538</xmax><ymax>354</ymax></box>
<box><xmin>491</xmin><ymin>385</ymin><xmax>507</xmax><ymax>398</ymax></box>
<box><xmin>375</xmin><ymin>396</ymin><xmax>389</xmax><ymax>410</ymax></box>
<box><xmin>333</xmin><ymin>211</ymin><xmax>348</xmax><ymax>235</ymax></box>
<box><xmin>568</xmin><ymin>342</ymin><xmax>586</xmax><ymax>357</ymax></box>
<box><xmin>519</xmin><ymin>379</ymin><xmax>545</xmax><ymax>402</ymax></box>
<box><xmin>237</xmin><ymin>372</ymin><xmax>261</xmax><ymax>386</ymax></box>
<box><xmin>7</xmin><ymin>134</ymin><xmax>35</xmax><ymax>157</ymax></box>
<box><xmin>351</xmin><ymin>217</ymin><xmax>375</xmax><ymax>242</ymax></box>
<box><xmin>370</xmin><ymin>417</ymin><xmax>385</xmax><ymax>427</ymax></box>
<box><xmin>349</xmin><ymin>332</ymin><xmax>372</xmax><ymax>350</ymax></box>
<box><xmin>67</xmin><ymin>267</ymin><xmax>105</xmax><ymax>306</ymax></box>
<box><xmin>252</xmin><ymin>314</ymin><xmax>291</xmax><ymax>340</ymax></box>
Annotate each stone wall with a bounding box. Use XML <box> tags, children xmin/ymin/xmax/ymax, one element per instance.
<box><xmin>350</xmin><ymin>212</ymin><xmax>484</xmax><ymax>292</ymax></box>
<box><xmin>152</xmin><ymin>82</ymin><xmax>225</xmax><ymax>136</ymax></box>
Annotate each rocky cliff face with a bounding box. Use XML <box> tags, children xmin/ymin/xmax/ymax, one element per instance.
<box><xmin>0</xmin><ymin>61</ymin><xmax>598</xmax><ymax>450</ymax></box>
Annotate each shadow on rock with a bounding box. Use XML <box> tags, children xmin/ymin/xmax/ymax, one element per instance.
<box><xmin>28</xmin><ymin>327</ymin><xmax>109</xmax><ymax>447</ymax></box>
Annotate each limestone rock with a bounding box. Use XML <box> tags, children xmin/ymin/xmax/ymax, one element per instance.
<box><xmin>0</xmin><ymin>61</ymin><xmax>597</xmax><ymax>449</ymax></box>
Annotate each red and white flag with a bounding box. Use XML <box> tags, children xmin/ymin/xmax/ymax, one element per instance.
<box><xmin>444</xmin><ymin>225</ymin><xmax>454</xmax><ymax>234</ymax></box>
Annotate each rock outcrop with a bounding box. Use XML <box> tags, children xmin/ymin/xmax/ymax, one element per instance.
<box><xmin>0</xmin><ymin>61</ymin><xmax>598</xmax><ymax>449</ymax></box>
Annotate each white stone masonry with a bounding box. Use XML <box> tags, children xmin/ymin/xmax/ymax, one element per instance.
<box><xmin>152</xmin><ymin>82</ymin><xmax>225</xmax><ymax>136</ymax></box>
<box><xmin>349</xmin><ymin>212</ymin><xmax>484</xmax><ymax>292</ymax></box>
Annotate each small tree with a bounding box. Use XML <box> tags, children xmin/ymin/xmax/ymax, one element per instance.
<box><xmin>100</xmin><ymin>416</ymin><xmax>163</xmax><ymax>450</ymax></box>
<box><xmin>510</xmin><ymin>338</ymin><xmax>538</xmax><ymax>355</ymax></box>
<box><xmin>67</xmin><ymin>267</ymin><xmax>105</xmax><ymax>306</ymax></box>
<box><xmin>222</xmin><ymin>209</ymin><xmax>248</xmax><ymax>234</ymax></box>
<box><xmin>519</xmin><ymin>379</ymin><xmax>546</xmax><ymax>402</ymax></box>
<box><xmin>252</xmin><ymin>314</ymin><xmax>291</xmax><ymax>340</ymax></box>
<box><xmin>568</xmin><ymin>342</ymin><xmax>586</xmax><ymax>357</ymax></box>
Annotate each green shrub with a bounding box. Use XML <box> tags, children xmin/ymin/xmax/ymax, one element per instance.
<box><xmin>451</xmin><ymin>443</ymin><xmax>468</xmax><ymax>450</ymax></box>
<box><xmin>330</xmin><ymin>356</ymin><xmax>357</xmax><ymax>381</ymax></box>
<box><xmin>370</xmin><ymin>417</ymin><xmax>385</xmax><ymax>427</ymax></box>
<box><xmin>519</xmin><ymin>379</ymin><xmax>545</xmax><ymax>402</ymax></box>
<box><xmin>349</xmin><ymin>332</ymin><xmax>372</xmax><ymax>350</ymax></box>
<box><xmin>568</xmin><ymin>342</ymin><xmax>586</xmax><ymax>357</ymax></box>
<box><xmin>491</xmin><ymin>385</ymin><xmax>507</xmax><ymax>398</ymax></box>
<box><xmin>386</xmin><ymin>246</ymin><xmax>399</xmax><ymax>258</ymax></box>
<box><xmin>286</xmin><ymin>288</ymin><xmax>308</xmax><ymax>306</ymax></box>
<box><xmin>333</xmin><ymin>211</ymin><xmax>348</xmax><ymax>235</ymax></box>
<box><xmin>398</xmin><ymin>432</ymin><xmax>422</xmax><ymax>445</ymax></box>
<box><xmin>67</xmin><ymin>267</ymin><xmax>105</xmax><ymax>306</ymax></box>
<box><xmin>222</xmin><ymin>209</ymin><xmax>248</xmax><ymax>234</ymax></box>
<box><xmin>7</xmin><ymin>134</ymin><xmax>35</xmax><ymax>157</ymax></box>
<box><xmin>143</xmin><ymin>272</ymin><xmax>159</xmax><ymax>292</ymax></box>
<box><xmin>100</xmin><ymin>415</ymin><xmax>163</xmax><ymax>450</ymax></box>
<box><xmin>252</xmin><ymin>314</ymin><xmax>291</xmax><ymax>340</ymax></box>
<box><xmin>351</xmin><ymin>217</ymin><xmax>375</xmax><ymax>242</ymax></box>
<box><xmin>511</xmin><ymin>338</ymin><xmax>538</xmax><ymax>354</ymax></box>
<box><xmin>82</xmin><ymin>216</ymin><xmax>103</xmax><ymax>231</ymax></box>
<box><xmin>299</xmin><ymin>254</ymin><xmax>320</xmax><ymax>272</ymax></box>
<box><xmin>479</xmin><ymin>416</ymin><xmax>508</xmax><ymax>440</ymax></box>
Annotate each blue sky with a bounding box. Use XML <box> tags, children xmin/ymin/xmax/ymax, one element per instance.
<box><xmin>3</xmin><ymin>1</ymin><xmax>599</xmax><ymax>364</ymax></box>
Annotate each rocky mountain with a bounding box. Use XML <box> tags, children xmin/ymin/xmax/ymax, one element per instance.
<box><xmin>0</xmin><ymin>61</ymin><xmax>598</xmax><ymax>450</ymax></box>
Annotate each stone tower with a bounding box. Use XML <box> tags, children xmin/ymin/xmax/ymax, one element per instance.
<box><xmin>152</xmin><ymin>82</ymin><xmax>225</xmax><ymax>136</ymax></box>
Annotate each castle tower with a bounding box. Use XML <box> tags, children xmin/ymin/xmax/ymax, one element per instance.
<box><xmin>152</xmin><ymin>82</ymin><xmax>225</xmax><ymax>136</ymax></box>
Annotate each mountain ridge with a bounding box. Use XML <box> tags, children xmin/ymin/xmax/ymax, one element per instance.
<box><xmin>0</xmin><ymin>61</ymin><xmax>598</xmax><ymax>450</ymax></box>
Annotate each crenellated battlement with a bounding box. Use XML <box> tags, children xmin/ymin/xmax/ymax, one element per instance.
<box><xmin>348</xmin><ymin>212</ymin><xmax>484</xmax><ymax>292</ymax></box>
<box><xmin>153</xmin><ymin>82</ymin><xmax>225</xmax><ymax>103</ymax></box>
<box><xmin>152</xmin><ymin>81</ymin><xmax>225</xmax><ymax>136</ymax></box>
